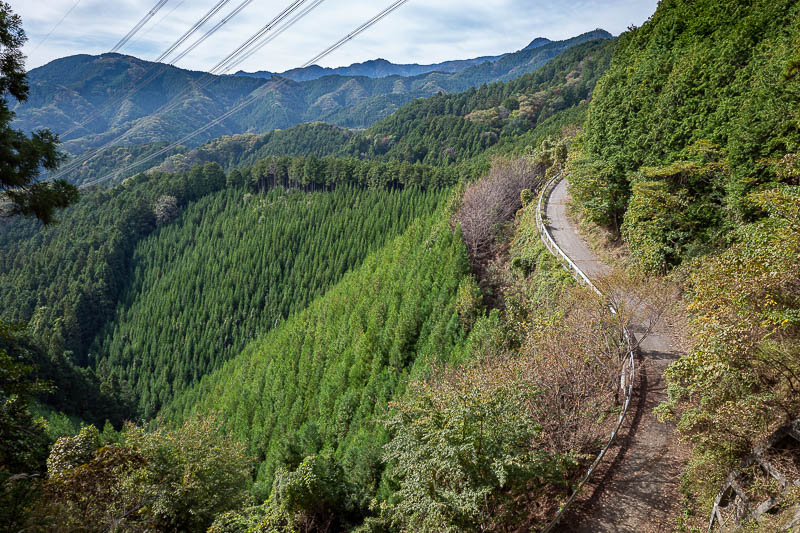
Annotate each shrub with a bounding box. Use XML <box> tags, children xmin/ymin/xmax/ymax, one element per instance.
<box><xmin>45</xmin><ymin>416</ymin><xmax>252</xmax><ymax>532</ymax></box>
<box><xmin>383</xmin><ymin>355</ymin><xmax>570</xmax><ymax>532</ymax></box>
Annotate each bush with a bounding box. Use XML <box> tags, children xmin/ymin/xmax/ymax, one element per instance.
<box><xmin>44</xmin><ymin>416</ymin><xmax>253</xmax><ymax>532</ymax></box>
<box><xmin>383</xmin><ymin>355</ymin><xmax>569</xmax><ymax>532</ymax></box>
<box><xmin>657</xmin><ymin>185</ymin><xmax>800</xmax><ymax>504</ymax></box>
<box><xmin>46</xmin><ymin>425</ymin><xmax>99</xmax><ymax>477</ymax></box>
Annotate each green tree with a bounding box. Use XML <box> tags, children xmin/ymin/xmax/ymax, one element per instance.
<box><xmin>0</xmin><ymin>2</ymin><xmax>78</xmax><ymax>224</ymax></box>
<box><xmin>45</xmin><ymin>416</ymin><xmax>253</xmax><ymax>532</ymax></box>
<box><xmin>0</xmin><ymin>321</ymin><xmax>51</xmax><ymax>531</ymax></box>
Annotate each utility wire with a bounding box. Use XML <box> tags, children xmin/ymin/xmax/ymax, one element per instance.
<box><xmin>111</xmin><ymin>0</ymin><xmax>170</xmax><ymax>53</ymax></box>
<box><xmin>209</xmin><ymin>0</ymin><xmax>311</xmax><ymax>73</ymax></box>
<box><xmin>168</xmin><ymin>0</ymin><xmax>255</xmax><ymax>65</ymax></box>
<box><xmin>81</xmin><ymin>0</ymin><xmax>413</xmax><ymax>187</ymax></box>
<box><xmin>232</xmin><ymin>0</ymin><xmax>327</xmax><ymax>69</ymax></box>
<box><xmin>61</xmin><ymin>0</ymin><xmax>242</xmax><ymax>139</ymax></box>
<box><xmin>53</xmin><ymin>0</ymin><xmax>323</xmax><ymax>180</ymax></box>
<box><xmin>129</xmin><ymin>0</ymin><xmax>188</xmax><ymax>51</ymax></box>
<box><xmin>31</xmin><ymin>0</ymin><xmax>82</xmax><ymax>53</ymax></box>
<box><xmin>156</xmin><ymin>0</ymin><xmax>235</xmax><ymax>64</ymax></box>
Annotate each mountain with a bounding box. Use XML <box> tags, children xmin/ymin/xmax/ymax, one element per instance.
<box><xmin>235</xmin><ymin>56</ymin><xmax>510</xmax><ymax>81</ymax></box>
<box><xmin>233</xmin><ymin>37</ymin><xmax>555</xmax><ymax>82</ymax></box>
<box><xmin>14</xmin><ymin>29</ymin><xmax>610</xmax><ymax>172</ymax></box>
<box><xmin>67</xmin><ymin>37</ymin><xmax>614</xmax><ymax>186</ymax></box>
<box><xmin>524</xmin><ymin>37</ymin><xmax>552</xmax><ymax>50</ymax></box>
<box><xmin>7</xmin><ymin>0</ymin><xmax>800</xmax><ymax>530</ymax></box>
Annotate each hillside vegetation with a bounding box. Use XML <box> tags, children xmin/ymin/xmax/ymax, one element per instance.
<box><xmin>95</xmin><ymin>185</ymin><xmax>447</xmax><ymax>417</ymax></box>
<box><xmin>564</xmin><ymin>0</ymin><xmax>800</xmax><ymax>525</ymax></box>
<box><xmin>571</xmin><ymin>0</ymin><xmax>800</xmax><ymax>270</ymax></box>
<box><xmin>16</xmin><ymin>30</ymin><xmax>609</xmax><ymax>167</ymax></box>
<box><xmin>14</xmin><ymin>3</ymin><xmax>800</xmax><ymax>528</ymax></box>
<box><xmin>138</xmin><ymin>38</ymin><xmax>613</xmax><ymax>180</ymax></box>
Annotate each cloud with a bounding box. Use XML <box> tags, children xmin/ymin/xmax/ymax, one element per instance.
<box><xmin>17</xmin><ymin>0</ymin><xmax>658</xmax><ymax>73</ymax></box>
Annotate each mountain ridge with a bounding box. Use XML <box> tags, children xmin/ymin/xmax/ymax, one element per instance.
<box><xmin>233</xmin><ymin>36</ymin><xmax>554</xmax><ymax>82</ymax></box>
<box><xmin>15</xmin><ymin>29</ymin><xmax>611</xmax><ymax>166</ymax></box>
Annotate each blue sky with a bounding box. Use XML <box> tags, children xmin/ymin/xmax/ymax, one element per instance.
<box><xmin>16</xmin><ymin>0</ymin><xmax>658</xmax><ymax>73</ymax></box>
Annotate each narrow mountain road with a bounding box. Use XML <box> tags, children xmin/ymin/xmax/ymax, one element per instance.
<box><xmin>546</xmin><ymin>178</ymin><xmax>687</xmax><ymax>532</ymax></box>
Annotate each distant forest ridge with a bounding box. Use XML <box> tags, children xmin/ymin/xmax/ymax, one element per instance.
<box><xmin>14</xmin><ymin>29</ymin><xmax>612</xmax><ymax>166</ymax></box>
<box><xmin>233</xmin><ymin>36</ymin><xmax>556</xmax><ymax>81</ymax></box>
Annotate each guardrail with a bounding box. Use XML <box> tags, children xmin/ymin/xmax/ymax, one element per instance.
<box><xmin>535</xmin><ymin>174</ymin><xmax>637</xmax><ymax>533</ymax></box>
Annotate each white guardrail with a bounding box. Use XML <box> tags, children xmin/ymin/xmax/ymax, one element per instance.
<box><xmin>535</xmin><ymin>174</ymin><xmax>637</xmax><ymax>533</ymax></box>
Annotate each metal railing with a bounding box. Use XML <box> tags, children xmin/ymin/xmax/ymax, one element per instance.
<box><xmin>535</xmin><ymin>174</ymin><xmax>637</xmax><ymax>533</ymax></box>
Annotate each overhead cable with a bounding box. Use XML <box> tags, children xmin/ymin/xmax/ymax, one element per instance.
<box><xmin>31</xmin><ymin>0</ymin><xmax>83</xmax><ymax>53</ymax></box>
<box><xmin>110</xmin><ymin>0</ymin><xmax>170</xmax><ymax>53</ymax></box>
<box><xmin>155</xmin><ymin>0</ymin><xmax>232</xmax><ymax>63</ymax></box>
<box><xmin>52</xmin><ymin>0</ymin><xmax>324</xmax><ymax>180</ymax></box>
<box><xmin>81</xmin><ymin>0</ymin><xmax>413</xmax><ymax>187</ymax></box>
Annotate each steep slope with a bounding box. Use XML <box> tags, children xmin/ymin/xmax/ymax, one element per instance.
<box><xmin>94</xmin><ymin>185</ymin><xmax>447</xmax><ymax>417</ymax></box>
<box><xmin>17</xmin><ymin>54</ymin><xmax>266</xmax><ymax>154</ymax></box>
<box><xmin>165</xmin><ymin>206</ymin><xmax>474</xmax><ymax>504</ymax></box>
<box><xmin>563</xmin><ymin>0</ymin><xmax>800</xmax><ymax>527</ymax></box>
<box><xmin>572</xmin><ymin>0</ymin><xmax>800</xmax><ymax>267</ymax></box>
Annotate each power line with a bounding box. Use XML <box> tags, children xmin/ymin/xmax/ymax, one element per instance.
<box><xmin>129</xmin><ymin>0</ymin><xmax>188</xmax><ymax>50</ymax></box>
<box><xmin>232</xmin><ymin>0</ymin><xmax>327</xmax><ymax>68</ymax></box>
<box><xmin>31</xmin><ymin>0</ymin><xmax>83</xmax><ymax>53</ymax></box>
<box><xmin>209</xmin><ymin>0</ymin><xmax>311</xmax><ymax>73</ymax></box>
<box><xmin>81</xmin><ymin>0</ymin><xmax>413</xmax><ymax>187</ymax></box>
<box><xmin>155</xmin><ymin>0</ymin><xmax>233</xmax><ymax>63</ymax></box>
<box><xmin>168</xmin><ymin>0</ymin><xmax>256</xmax><ymax>65</ymax></box>
<box><xmin>110</xmin><ymin>0</ymin><xmax>170</xmax><ymax>53</ymax></box>
<box><xmin>60</xmin><ymin>0</ymin><xmax>243</xmax><ymax>139</ymax></box>
<box><xmin>53</xmin><ymin>0</ymin><xmax>324</xmax><ymax>180</ymax></box>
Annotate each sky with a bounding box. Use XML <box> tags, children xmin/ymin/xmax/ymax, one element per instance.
<box><xmin>15</xmin><ymin>0</ymin><xmax>659</xmax><ymax>74</ymax></box>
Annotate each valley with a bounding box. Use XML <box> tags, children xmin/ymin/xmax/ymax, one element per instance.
<box><xmin>2</xmin><ymin>0</ymin><xmax>800</xmax><ymax>532</ymax></box>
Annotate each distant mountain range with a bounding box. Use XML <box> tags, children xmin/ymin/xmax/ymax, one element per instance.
<box><xmin>14</xmin><ymin>29</ymin><xmax>612</xmax><ymax>167</ymax></box>
<box><xmin>234</xmin><ymin>37</ymin><xmax>554</xmax><ymax>82</ymax></box>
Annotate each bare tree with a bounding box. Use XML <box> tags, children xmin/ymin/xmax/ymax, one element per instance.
<box><xmin>153</xmin><ymin>195</ymin><xmax>178</xmax><ymax>226</ymax></box>
<box><xmin>454</xmin><ymin>157</ymin><xmax>547</xmax><ymax>274</ymax></box>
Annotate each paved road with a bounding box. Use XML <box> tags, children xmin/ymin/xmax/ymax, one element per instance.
<box><xmin>546</xmin><ymin>178</ymin><xmax>686</xmax><ymax>532</ymax></box>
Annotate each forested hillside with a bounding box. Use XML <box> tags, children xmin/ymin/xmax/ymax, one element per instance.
<box><xmin>95</xmin><ymin>185</ymin><xmax>448</xmax><ymax>417</ymax></box>
<box><xmin>571</xmin><ymin>0</ymin><xmax>800</xmax><ymax>270</ymax></box>
<box><xmin>564</xmin><ymin>0</ymin><xmax>800</xmax><ymax>527</ymax></box>
<box><xmin>1</xmin><ymin>28</ymin><xmax>610</xmax><ymax>439</ymax></box>
<box><xmin>137</xmin><ymin>38</ymin><xmax>613</xmax><ymax>179</ymax></box>
<box><xmin>16</xmin><ymin>29</ymin><xmax>609</xmax><ymax>170</ymax></box>
<box><xmin>165</xmin><ymin>207</ymin><xmax>473</xmax><ymax>502</ymax></box>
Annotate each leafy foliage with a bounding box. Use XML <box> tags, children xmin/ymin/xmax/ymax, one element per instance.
<box><xmin>657</xmin><ymin>185</ymin><xmax>800</xmax><ymax>504</ymax></box>
<box><xmin>0</xmin><ymin>321</ymin><xmax>51</xmax><ymax>532</ymax></box>
<box><xmin>571</xmin><ymin>0</ymin><xmax>800</xmax><ymax>268</ymax></box>
<box><xmin>383</xmin><ymin>356</ymin><xmax>566</xmax><ymax>532</ymax></box>
<box><xmin>0</xmin><ymin>1</ymin><xmax>77</xmax><ymax>223</ymax></box>
<box><xmin>44</xmin><ymin>416</ymin><xmax>252</xmax><ymax>533</ymax></box>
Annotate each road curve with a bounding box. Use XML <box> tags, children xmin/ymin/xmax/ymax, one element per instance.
<box><xmin>546</xmin><ymin>178</ymin><xmax>686</xmax><ymax>533</ymax></box>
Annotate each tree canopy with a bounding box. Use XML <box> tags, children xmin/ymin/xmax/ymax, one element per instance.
<box><xmin>0</xmin><ymin>2</ymin><xmax>77</xmax><ymax>224</ymax></box>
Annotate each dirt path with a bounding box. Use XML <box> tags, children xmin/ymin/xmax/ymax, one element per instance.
<box><xmin>546</xmin><ymin>178</ymin><xmax>687</xmax><ymax>532</ymax></box>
